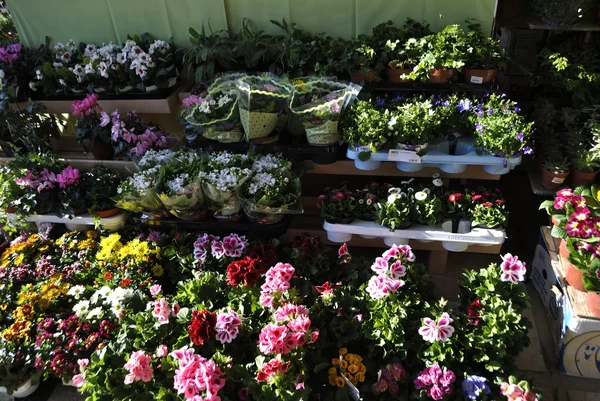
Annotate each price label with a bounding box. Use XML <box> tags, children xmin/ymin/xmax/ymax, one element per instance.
<box><xmin>552</xmin><ymin>177</ymin><xmax>565</xmax><ymax>184</ymax></box>
<box><xmin>388</xmin><ymin>149</ymin><xmax>422</xmax><ymax>163</ymax></box>
<box><xmin>470</xmin><ymin>76</ymin><xmax>484</xmax><ymax>84</ymax></box>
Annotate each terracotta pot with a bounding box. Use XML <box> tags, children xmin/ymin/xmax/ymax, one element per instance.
<box><xmin>565</xmin><ymin>259</ymin><xmax>587</xmax><ymax>292</ymax></box>
<box><xmin>463</xmin><ymin>68</ymin><xmax>498</xmax><ymax>84</ymax></box>
<box><xmin>350</xmin><ymin>69</ymin><xmax>380</xmax><ymax>84</ymax></box>
<box><xmin>92</xmin><ymin>208</ymin><xmax>121</xmax><ymax>218</ymax></box>
<box><xmin>541</xmin><ymin>167</ymin><xmax>569</xmax><ymax>190</ymax></box>
<box><xmin>74</xmin><ymin>209</ymin><xmax>86</xmax><ymax>216</ymax></box>
<box><xmin>91</xmin><ymin>142</ymin><xmax>114</xmax><ymax>160</ymax></box>
<box><xmin>570</xmin><ymin>169</ymin><xmax>598</xmax><ymax>186</ymax></box>
<box><xmin>427</xmin><ymin>69</ymin><xmax>459</xmax><ymax>84</ymax></box>
<box><xmin>385</xmin><ymin>67</ymin><xmax>413</xmax><ymax>83</ymax></box>
<box><xmin>587</xmin><ymin>292</ymin><xmax>600</xmax><ymax>317</ymax></box>
<box><xmin>560</xmin><ymin>239</ymin><xmax>569</xmax><ymax>259</ymax></box>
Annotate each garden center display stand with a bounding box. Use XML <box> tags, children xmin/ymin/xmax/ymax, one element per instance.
<box><xmin>9</xmin><ymin>212</ymin><xmax>127</xmax><ymax>232</ymax></box>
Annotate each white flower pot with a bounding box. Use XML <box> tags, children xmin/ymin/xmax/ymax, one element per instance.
<box><xmin>442</xmin><ymin>219</ymin><xmax>472</xmax><ymax>234</ymax></box>
<box><xmin>396</xmin><ymin>162</ymin><xmax>424</xmax><ymax>172</ymax></box>
<box><xmin>145</xmin><ymin>85</ymin><xmax>159</xmax><ymax>93</ymax></box>
<box><xmin>383</xmin><ymin>237</ymin><xmax>409</xmax><ymax>247</ymax></box>
<box><xmin>483</xmin><ymin>164</ymin><xmax>511</xmax><ymax>175</ymax></box>
<box><xmin>354</xmin><ymin>159</ymin><xmax>381</xmax><ymax>171</ymax></box>
<box><xmin>326</xmin><ymin>232</ymin><xmax>352</xmax><ymax>243</ymax></box>
<box><xmin>442</xmin><ymin>242</ymin><xmax>469</xmax><ymax>252</ymax></box>
<box><xmin>12</xmin><ymin>377</ymin><xmax>40</xmax><ymax>398</ymax></box>
<box><xmin>439</xmin><ymin>164</ymin><xmax>467</xmax><ymax>174</ymax></box>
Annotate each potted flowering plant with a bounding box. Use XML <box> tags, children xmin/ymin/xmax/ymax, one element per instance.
<box><xmin>199</xmin><ymin>151</ymin><xmax>252</xmax><ymax>220</ymax></box>
<box><xmin>158</xmin><ymin>152</ymin><xmax>206</xmax><ymax>221</ymax></box>
<box><xmin>55</xmin><ymin>166</ymin><xmax>87</xmax><ymax>218</ymax></box>
<box><xmin>71</xmin><ymin>94</ymin><xmax>113</xmax><ymax>159</ymax></box>
<box><xmin>341</xmin><ymin>100</ymin><xmax>393</xmax><ymax>156</ymax></box>
<box><xmin>354</xmin><ymin>182</ymin><xmax>391</xmax><ymax>221</ymax></box>
<box><xmin>81</xmin><ymin>165</ymin><xmax>122</xmax><ymax>217</ymax></box>
<box><xmin>412</xmin><ymin>189</ymin><xmax>444</xmax><ymax>226</ymax></box>
<box><xmin>289</xmin><ymin>78</ymin><xmax>360</xmax><ymax>146</ymax></box>
<box><xmin>318</xmin><ymin>185</ymin><xmax>356</xmax><ymax>224</ymax></box>
<box><xmin>0</xmin><ymin>340</ymin><xmax>40</xmax><ymax>397</ymax></box>
<box><xmin>468</xmin><ymin>187</ymin><xmax>508</xmax><ymax>229</ymax></box>
<box><xmin>114</xmin><ymin>166</ymin><xmax>166</xmax><ymax>218</ymax></box>
<box><xmin>236</xmin><ymin>75</ymin><xmax>292</xmax><ymax>143</ymax></box>
<box><xmin>389</xmin><ymin>97</ymin><xmax>441</xmax><ymax>154</ymax></box>
<box><xmin>463</xmin><ymin>21</ymin><xmax>503</xmax><ymax>84</ymax></box>
<box><xmin>108</xmin><ymin>110</ymin><xmax>169</xmax><ymax>160</ymax></box>
<box><xmin>470</xmin><ymin>94</ymin><xmax>534</xmax><ymax>161</ymax></box>
<box><xmin>376</xmin><ymin>186</ymin><xmax>415</xmax><ymax>230</ymax></box>
<box><xmin>442</xmin><ymin>191</ymin><xmax>472</xmax><ymax>234</ymax></box>
<box><xmin>239</xmin><ymin>154</ymin><xmax>302</xmax><ymax>224</ymax></box>
<box><xmin>348</xmin><ymin>38</ymin><xmax>380</xmax><ymax>84</ymax></box>
<box><xmin>385</xmin><ymin>37</ymin><xmax>425</xmax><ymax>83</ymax></box>
<box><xmin>541</xmin><ymin>157</ymin><xmax>571</xmax><ymax>190</ymax></box>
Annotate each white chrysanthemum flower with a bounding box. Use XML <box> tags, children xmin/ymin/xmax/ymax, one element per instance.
<box><xmin>73</xmin><ymin>300</ymin><xmax>90</xmax><ymax>317</ymax></box>
<box><xmin>86</xmin><ymin>307</ymin><xmax>104</xmax><ymax>320</ymax></box>
<box><xmin>67</xmin><ymin>285</ymin><xmax>86</xmax><ymax>299</ymax></box>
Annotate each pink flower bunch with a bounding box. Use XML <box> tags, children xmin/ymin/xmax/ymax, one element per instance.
<box><xmin>193</xmin><ymin>233</ymin><xmax>216</xmax><ymax>265</ymax></box>
<box><xmin>372</xmin><ymin>363</ymin><xmax>408</xmax><ymax>395</ymax></box>
<box><xmin>212</xmin><ymin>233</ymin><xmax>249</xmax><ymax>260</ymax></box>
<box><xmin>366</xmin><ymin>274</ymin><xmax>404</xmax><ymax>299</ymax></box>
<box><xmin>129</xmin><ymin>126</ymin><xmax>168</xmax><ymax>158</ymax></box>
<box><xmin>500</xmin><ymin>382</ymin><xmax>538</xmax><ymax>401</ymax></box>
<box><xmin>15</xmin><ymin>169</ymin><xmax>58</xmax><ymax>193</ymax></box>
<box><xmin>150</xmin><ymin>298</ymin><xmax>171</xmax><ymax>325</ymax></box>
<box><xmin>500</xmin><ymin>253</ymin><xmax>526</xmax><ymax>284</ymax></box>
<box><xmin>553</xmin><ymin>188</ymin><xmax>600</xmax><ymax>239</ymax></box>
<box><xmin>256</xmin><ymin>357</ymin><xmax>291</xmax><ymax>383</ymax></box>
<box><xmin>260</xmin><ymin>263</ymin><xmax>295</xmax><ymax>309</ymax></box>
<box><xmin>182</xmin><ymin>95</ymin><xmax>203</xmax><ymax>107</ymax></box>
<box><xmin>155</xmin><ymin>344</ymin><xmax>169</xmax><ymax>358</ymax></box>
<box><xmin>55</xmin><ymin>166</ymin><xmax>80</xmax><ymax>189</ymax></box>
<box><xmin>418</xmin><ymin>313</ymin><xmax>455</xmax><ymax>343</ymax></box>
<box><xmin>214</xmin><ymin>309</ymin><xmax>243</xmax><ymax>344</ymax></box>
<box><xmin>274</xmin><ymin>303</ymin><xmax>309</xmax><ymax>323</ymax></box>
<box><xmin>105</xmin><ymin>110</ymin><xmax>168</xmax><ymax>158</ymax></box>
<box><xmin>149</xmin><ymin>284</ymin><xmax>162</xmax><ymax>297</ymax></box>
<box><xmin>414</xmin><ymin>363</ymin><xmax>455</xmax><ymax>400</ymax></box>
<box><xmin>71</xmin><ymin>94</ymin><xmax>100</xmax><ymax>117</ymax></box>
<box><xmin>123</xmin><ymin>350</ymin><xmax>154</xmax><ymax>384</ymax></box>
<box><xmin>71</xmin><ymin>358</ymin><xmax>89</xmax><ymax>388</ymax></box>
<box><xmin>0</xmin><ymin>43</ymin><xmax>21</xmax><ymax>64</ymax></box>
<box><xmin>171</xmin><ymin>346</ymin><xmax>226</xmax><ymax>401</ymax></box>
<box><xmin>365</xmin><ymin>245</ymin><xmax>414</xmax><ymax>299</ymax></box>
<box><xmin>258</xmin><ymin>318</ymin><xmax>319</xmax><ymax>355</ymax></box>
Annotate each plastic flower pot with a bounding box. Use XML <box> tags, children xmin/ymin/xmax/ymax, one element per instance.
<box><xmin>541</xmin><ymin>168</ymin><xmax>569</xmax><ymax>190</ymax></box>
<box><xmin>442</xmin><ymin>218</ymin><xmax>472</xmax><ymax>234</ymax></box>
<box><xmin>442</xmin><ymin>241</ymin><xmax>469</xmax><ymax>252</ymax></box>
<box><xmin>586</xmin><ymin>292</ymin><xmax>600</xmax><ymax>317</ymax></box>
<box><xmin>92</xmin><ymin>208</ymin><xmax>121</xmax><ymax>218</ymax></box>
<box><xmin>13</xmin><ymin>375</ymin><xmax>40</xmax><ymax>398</ymax></box>
<box><xmin>325</xmin><ymin>217</ymin><xmax>355</xmax><ymax>225</ymax></box>
<box><xmin>239</xmin><ymin>108</ymin><xmax>279</xmax><ymax>140</ymax></box>
<box><xmin>214</xmin><ymin>212</ymin><xmax>244</xmax><ymax>223</ymax></box>
<box><xmin>427</xmin><ymin>69</ymin><xmax>458</xmax><ymax>83</ymax></box>
<box><xmin>463</xmin><ymin>68</ymin><xmax>498</xmax><ymax>84</ymax></box>
<box><xmin>350</xmin><ymin>69</ymin><xmax>380</xmax><ymax>84</ymax></box>
<box><xmin>570</xmin><ymin>169</ymin><xmax>598</xmax><ymax>186</ymax></box>
<box><xmin>385</xmin><ymin>67</ymin><xmax>413</xmax><ymax>83</ymax></box>
<box><xmin>91</xmin><ymin>142</ymin><xmax>114</xmax><ymax>160</ymax></box>
<box><xmin>176</xmin><ymin>211</ymin><xmax>207</xmax><ymax>221</ymax></box>
<box><xmin>565</xmin><ymin>259</ymin><xmax>587</xmax><ymax>292</ymax></box>
<box><xmin>383</xmin><ymin>237</ymin><xmax>409</xmax><ymax>247</ymax></box>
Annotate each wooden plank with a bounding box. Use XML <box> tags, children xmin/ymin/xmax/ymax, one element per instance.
<box><xmin>428</xmin><ymin>250</ymin><xmax>449</xmax><ymax>275</ymax></box>
<box><xmin>12</xmin><ymin>85</ymin><xmax>184</xmax><ymax>114</ymax></box>
<box><xmin>306</xmin><ymin>161</ymin><xmax>501</xmax><ymax>180</ymax></box>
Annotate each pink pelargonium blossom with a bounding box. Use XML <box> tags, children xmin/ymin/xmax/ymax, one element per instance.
<box><xmin>274</xmin><ymin>304</ymin><xmax>309</xmax><ymax>322</ymax></box>
<box><xmin>123</xmin><ymin>350</ymin><xmax>154</xmax><ymax>384</ymax></box>
<box><xmin>211</xmin><ymin>240</ymin><xmax>225</xmax><ymax>259</ymax></box>
<box><xmin>389</xmin><ymin>260</ymin><xmax>407</xmax><ymax>280</ymax></box>
<box><xmin>287</xmin><ymin>316</ymin><xmax>311</xmax><ymax>333</ymax></box>
<box><xmin>150</xmin><ymin>298</ymin><xmax>170</xmax><ymax>325</ymax></box>
<box><xmin>371</xmin><ymin>257</ymin><xmax>389</xmax><ymax>275</ymax></box>
<box><xmin>382</xmin><ymin>244</ymin><xmax>416</xmax><ymax>263</ymax></box>
<box><xmin>149</xmin><ymin>284</ymin><xmax>162</xmax><ymax>297</ymax></box>
<box><xmin>155</xmin><ymin>344</ymin><xmax>168</xmax><ymax>358</ymax></box>
<box><xmin>215</xmin><ymin>309</ymin><xmax>243</xmax><ymax>344</ymax></box>
<box><xmin>55</xmin><ymin>166</ymin><xmax>80</xmax><ymax>189</ymax></box>
<box><xmin>500</xmin><ymin>253</ymin><xmax>527</xmax><ymax>284</ymax></box>
<box><xmin>170</xmin><ymin>346</ymin><xmax>226</xmax><ymax>400</ymax></box>
<box><xmin>259</xmin><ymin>323</ymin><xmax>290</xmax><ymax>355</ymax></box>
<box><xmin>72</xmin><ymin>374</ymin><xmax>85</xmax><ymax>388</ymax></box>
<box><xmin>418</xmin><ymin>312</ymin><xmax>455</xmax><ymax>343</ymax></box>
<box><xmin>222</xmin><ymin>233</ymin><xmax>248</xmax><ymax>258</ymax></box>
<box><xmin>366</xmin><ymin>274</ymin><xmax>404</xmax><ymax>299</ymax></box>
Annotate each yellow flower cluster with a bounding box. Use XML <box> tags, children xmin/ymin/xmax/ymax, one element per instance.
<box><xmin>96</xmin><ymin>233</ymin><xmax>123</xmax><ymax>261</ymax></box>
<box><xmin>117</xmin><ymin>239</ymin><xmax>159</xmax><ymax>264</ymax></box>
<box><xmin>13</xmin><ymin>305</ymin><xmax>35</xmax><ymax>321</ymax></box>
<box><xmin>18</xmin><ymin>275</ymin><xmax>70</xmax><ymax>310</ymax></box>
<box><xmin>328</xmin><ymin>348</ymin><xmax>366</xmax><ymax>388</ymax></box>
<box><xmin>0</xmin><ymin>234</ymin><xmax>40</xmax><ymax>267</ymax></box>
<box><xmin>2</xmin><ymin>320</ymin><xmax>32</xmax><ymax>344</ymax></box>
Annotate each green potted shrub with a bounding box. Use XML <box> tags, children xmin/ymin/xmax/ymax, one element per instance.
<box><xmin>317</xmin><ymin>185</ymin><xmax>356</xmax><ymax>224</ymax></box>
<box><xmin>541</xmin><ymin>156</ymin><xmax>571</xmax><ymax>190</ymax></box>
<box><xmin>341</xmin><ymin>100</ymin><xmax>392</xmax><ymax>154</ymax></box>
<box><xmin>348</xmin><ymin>38</ymin><xmax>380</xmax><ymax>84</ymax></box>
<box><xmin>385</xmin><ymin>37</ymin><xmax>425</xmax><ymax>83</ymax></box>
<box><xmin>570</xmin><ymin>150</ymin><xmax>600</xmax><ymax>186</ymax></box>
<box><xmin>411</xmin><ymin>188</ymin><xmax>443</xmax><ymax>226</ymax></box>
<box><xmin>81</xmin><ymin>165</ymin><xmax>122</xmax><ymax>217</ymax></box>
<box><xmin>463</xmin><ymin>21</ymin><xmax>503</xmax><ymax>84</ymax></box>
<box><xmin>184</xmin><ymin>25</ymin><xmax>234</xmax><ymax>84</ymax></box>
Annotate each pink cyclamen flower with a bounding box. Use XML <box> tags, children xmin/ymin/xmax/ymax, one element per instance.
<box><xmin>123</xmin><ymin>350</ymin><xmax>154</xmax><ymax>384</ymax></box>
<box><xmin>149</xmin><ymin>284</ymin><xmax>162</xmax><ymax>297</ymax></box>
<box><xmin>215</xmin><ymin>309</ymin><xmax>243</xmax><ymax>344</ymax></box>
<box><xmin>222</xmin><ymin>234</ymin><xmax>247</xmax><ymax>258</ymax></box>
<box><xmin>500</xmin><ymin>253</ymin><xmax>527</xmax><ymax>283</ymax></box>
<box><xmin>99</xmin><ymin>111</ymin><xmax>111</xmax><ymax>127</ymax></box>
<box><xmin>155</xmin><ymin>344</ymin><xmax>168</xmax><ymax>358</ymax></box>
<box><xmin>150</xmin><ymin>298</ymin><xmax>170</xmax><ymax>325</ymax></box>
<box><xmin>419</xmin><ymin>313</ymin><xmax>455</xmax><ymax>343</ymax></box>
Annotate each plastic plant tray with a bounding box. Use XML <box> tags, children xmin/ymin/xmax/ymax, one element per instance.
<box><xmin>346</xmin><ymin>137</ymin><xmax>521</xmax><ymax>174</ymax></box>
<box><xmin>323</xmin><ymin>219</ymin><xmax>506</xmax><ymax>252</ymax></box>
<box><xmin>186</xmin><ymin>139</ymin><xmax>342</xmax><ymax>164</ymax></box>
<box><xmin>14</xmin><ymin>213</ymin><xmax>127</xmax><ymax>232</ymax></box>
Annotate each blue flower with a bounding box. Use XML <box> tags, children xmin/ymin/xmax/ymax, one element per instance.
<box><xmin>487</xmin><ymin>109</ymin><xmax>494</xmax><ymax>115</ymax></box>
<box><xmin>523</xmin><ymin>146</ymin><xmax>533</xmax><ymax>155</ymax></box>
<box><xmin>456</xmin><ymin>99</ymin><xmax>472</xmax><ymax>113</ymax></box>
<box><xmin>442</xmin><ymin>100</ymin><xmax>450</xmax><ymax>107</ymax></box>
<box><xmin>391</xmin><ymin>95</ymin><xmax>405</xmax><ymax>102</ymax></box>
<box><xmin>462</xmin><ymin>375</ymin><xmax>490</xmax><ymax>400</ymax></box>
<box><xmin>517</xmin><ymin>132</ymin><xmax>524</xmax><ymax>141</ymax></box>
<box><xmin>374</xmin><ymin>98</ymin><xmax>385</xmax><ymax>107</ymax></box>
<box><xmin>475</xmin><ymin>123</ymin><xmax>483</xmax><ymax>133</ymax></box>
<box><xmin>514</xmin><ymin>106</ymin><xmax>521</xmax><ymax>113</ymax></box>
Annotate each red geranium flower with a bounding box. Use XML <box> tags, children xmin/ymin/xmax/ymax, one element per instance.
<box><xmin>188</xmin><ymin>310</ymin><xmax>216</xmax><ymax>346</ymax></box>
<box><xmin>226</xmin><ymin>256</ymin><xmax>264</xmax><ymax>287</ymax></box>
<box><xmin>466</xmin><ymin>298</ymin><xmax>483</xmax><ymax>326</ymax></box>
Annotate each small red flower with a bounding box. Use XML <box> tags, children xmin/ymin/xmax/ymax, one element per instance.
<box><xmin>188</xmin><ymin>310</ymin><xmax>217</xmax><ymax>346</ymax></box>
<box><xmin>103</xmin><ymin>272</ymin><xmax>113</xmax><ymax>280</ymax></box>
<box><xmin>120</xmin><ymin>278</ymin><xmax>132</xmax><ymax>287</ymax></box>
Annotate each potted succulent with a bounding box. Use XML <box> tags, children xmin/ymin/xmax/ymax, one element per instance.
<box><xmin>470</xmin><ymin>94</ymin><xmax>534</xmax><ymax>161</ymax></box>
<box><xmin>71</xmin><ymin>94</ymin><xmax>113</xmax><ymax>159</ymax></box>
<box><xmin>81</xmin><ymin>165</ymin><xmax>122</xmax><ymax>217</ymax></box>
<box><xmin>317</xmin><ymin>185</ymin><xmax>356</xmax><ymax>224</ymax></box>
<box><xmin>385</xmin><ymin>38</ymin><xmax>424</xmax><ymax>83</ymax></box>
<box><xmin>463</xmin><ymin>21</ymin><xmax>503</xmax><ymax>84</ymax></box>
<box><xmin>541</xmin><ymin>157</ymin><xmax>571</xmax><ymax>190</ymax></box>
<box><xmin>376</xmin><ymin>186</ymin><xmax>415</xmax><ymax>231</ymax></box>
<box><xmin>409</xmin><ymin>25</ymin><xmax>469</xmax><ymax>83</ymax></box>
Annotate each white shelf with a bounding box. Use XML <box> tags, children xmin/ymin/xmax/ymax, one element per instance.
<box><xmin>12</xmin><ymin>212</ymin><xmax>127</xmax><ymax>232</ymax></box>
<box><xmin>323</xmin><ymin>219</ymin><xmax>506</xmax><ymax>252</ymax></box>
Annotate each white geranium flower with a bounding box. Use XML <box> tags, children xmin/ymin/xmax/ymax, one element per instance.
<box><xmin>73</xmin><ymin>300</ymin><xmax>90</xmax><ymax>317</ymax></box>
<box><xmin>98</xmin><ymin>62</ymin><xmax>109</xmax><ymax>78</ymax></box>
<box><xmin>388</xmin><ymin>116</ymin><xmax>397</xmax><ymax>130</ymax></box>
<box><xmin>415</xmin><ymin>191</ymin><xmax>427</xmax><ymax>201</ymax></box>
<box><xmin>116</xmin><ymin>52</ymin><xmax>127</xmax><ymax>64</ymax></box>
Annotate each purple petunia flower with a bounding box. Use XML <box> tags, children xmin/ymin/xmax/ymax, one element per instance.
<box><xmin>517</xmin><ymin>132</ymin><xmax>524</xmax><ymax>141</ymax></box>
<box><xmin>523</xmin><ymin>146</ymin><xmax>533</xmax><ymax>155</ymax></box>
<box><xmin>374</xmin><ymin>98</ymin><xmax>385</xmax><ymax>107</ymax></box>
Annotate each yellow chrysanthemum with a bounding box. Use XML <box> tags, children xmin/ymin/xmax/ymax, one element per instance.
<box><xmin>335</xmin><ymin>377</ymin><xmax>345</xmax><ymax>388</ymax></box>
<box><xmin>359</xmin><ymin>364</ymin><xmax>366</xmax><ymax>373</ymax></box>
<box><xmin>2</xmin><ymin>320</ymin><xmax>31</xmax><ymax>344</ymax></box>
<box><xmin>331</xmin><ymin>358</ymin><xmax>340</xmax><ymax>366</ymax></box>
<box><xmin>328</xmin><ymin>367</ymin><xmax>337</xmax><ymax>375</ymax></box>
<box><xmin>328</xmin><ymin>376</ymin><xmax>337</xmax><ymax>386</ymax></box>
<box><xmin>152</xmin><ymin>264</ymin><xmax>164</xmax><ymax>277</ymax></box>
<box><xmin>355</xmin><ymin>372</ymin><xmax>365</xmax><ymax>383</ymax></box>
<box><xmin>340</xmin><ymin>360</ymin><xmax>348</xmax><ymax>369</ymax></box>
<box><xmin>339</xmin><ymin>347</ymin><xmax>348</xmax><ymax>356</ymax></box>
<box><xmin>346</xmin><ymin>373</ymin><xmax>355</xmax><ymax>384</ymax></box>
<box><xmin>13</xmin><ymin>305</ymin><xmax>35</xmax><ymax>321</ymax></box>
<box><xmin>347</xmin><ymin>364</ymin><xmax>359</xmax><ymax>374</ymax></box>
<box><xmin>14</xmin><ymin>254</ymin><xmax>24</xmax><ymax>265</ymax></box>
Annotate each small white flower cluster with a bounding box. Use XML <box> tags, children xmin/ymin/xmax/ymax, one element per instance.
<box><xmin>72</xmin><ymin>286</ymin><xmax>134</xmax><ymax>320</ymax></box>
<box><xmin>175</xmin><ymin>150</ymin><xmax>202</xmax><ymax>165</ymax></box>
<box><xmin>138</xmin><ymin>149</ymin><xmax>175</xmax><ymax>170</ymax></box>
<box><xmin>119</xmin><ymin>165</ymin><xmax>161</xmax><ymax>195</ymax></box>
<box><xmin>247</xmin><ymin>172</ymin><xmax>277</xmax><ymax>195</ymax></box>
<box><xmin>200</xmin><ymin>167</ymin><xmax>250</xmax><ymax>192</ymax></box>
<box><xmin>51</xmin><ymin>37</ymin><xmax>171</xmax><ymax>83</ymax></box>
<box><xmin>252</xmin><ymin>154</ymin><xmax>290</xmax><ymax>172</ymax></box>
<box><xmin>208</xmin><ymin>151</ymin><xmax>249</xmax><ymax>169</ymax></box>
<box><xmin>166</xmin><ymin>173</ymin><xmax>190</xmax><ymax>194</ymax></box>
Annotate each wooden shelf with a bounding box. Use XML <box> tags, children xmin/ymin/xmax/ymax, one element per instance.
<box><xmin>11</xmin><ymin>85</ymin><xmax>184</xmax><ymax>114</ymax></box>
<box><xmin>305</xmin><ymin>161</ymin><xmax>502</xmax><ymax>180</ymax></box>
<box><xmin>529</xmin><ymin>20</ymin><xmax>600</xmax><ymax>32</ymax></box>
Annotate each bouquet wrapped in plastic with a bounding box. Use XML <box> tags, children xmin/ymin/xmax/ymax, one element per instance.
<box><xmin>158</xmin><ymin>151</ymin><xmax>206</xmax><ymax>220</ymax></box>
<box><xmin>114</xmin><ymin>165</ymin><xmax>165</xmax><ymax>217</ymax></box>
<box><xmin>236</xmin><ymin>74</ymin><xmax>292</xmax><ymax>142</ymax></box>
<box><xmin>289</xmin><ymin>78</ymin><xmax>361</xmax><ymax>145</ymax></box>
<box><xmin>180</xmin><ymin>73</ymin><xmax>245</xmax><ymax>143</ymax></box>
<box><xmin>199</xmin><ymin>151</ymin><xmax>252</xmax><ymax>219</ymax></box>
<box><xmin>239</xmin><ymin>154</ymin><xmax>303</xmax><ymax>224</ymax></box>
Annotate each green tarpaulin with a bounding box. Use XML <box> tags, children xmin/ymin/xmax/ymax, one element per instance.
<box><xmin>7</xmin><ymin>0</ymin><xmax>497</xmax><ymax>48</ymax></box>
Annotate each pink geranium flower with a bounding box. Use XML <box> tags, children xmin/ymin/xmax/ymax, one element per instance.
<box><xmin>150</xmin><ymin>298</ymin><xmax>170</xmax><ymax>325</ymax></box>
<box><xmin>123</xmin><ymin>350</ymin><xmax>153</xmax><ymax>384</ymax></box>
<box><xmin>215</xmin><ymin>309</ymin><xmax>243</xmax><ymax>344</ymax></box>
<box><xmin>149</xmin><ymin>284</ymin><xmax>162</xmax><ymax>297</ymax></box>
<box><xmin>418</xmin><ymin>313</ymin><xmax>455</xmax><ymax>343</ymax></box>
<box><xmin>500</xmin><ymin>253</ymin><xmax>526</xmax><ymax>283</ymax></box>
<box><xmin>222</xmin><ymin>234</ymin><xmax>247</xmax><ymax>258</ymax></box>
<box><xmin>366</xmin><ymin>274</ymin><xmax>404</xmax><ymax>299</ymax></box>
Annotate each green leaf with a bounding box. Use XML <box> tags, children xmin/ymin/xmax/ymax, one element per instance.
<box><xmin>550</xmin><ymin>225</ymin><xmax>568</xmax><ymax>239</ymax></box>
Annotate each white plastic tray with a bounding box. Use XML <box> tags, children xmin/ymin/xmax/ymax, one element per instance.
<box><xmin>323</xmin><ymin>219</ymin><xmax>506</xmax><ymax>252</ymax></box>
<box><xmin>347</xmin><ymin>137</ymin><xmax>522</xmax><ymax>174</ymax></box>
<box><xmin>11</xmin><ymin>213</ymin><xmax>127</xmax><ymax>232</ymax></box>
